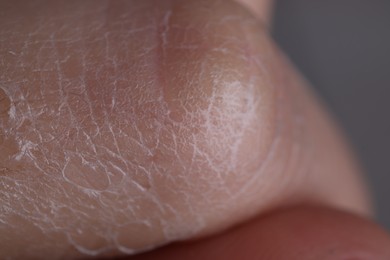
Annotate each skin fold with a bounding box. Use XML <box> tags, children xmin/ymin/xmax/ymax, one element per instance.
<box><xmin>0</xmin><ymin>0</ymin><xmax>374</xmax><ymax>259</ymax></box>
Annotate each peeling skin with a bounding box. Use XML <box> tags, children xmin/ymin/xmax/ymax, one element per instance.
<box><xmin>0</xmin><ymin>0</ymin><xmax>369</xmax><ymax>259</ymax></box>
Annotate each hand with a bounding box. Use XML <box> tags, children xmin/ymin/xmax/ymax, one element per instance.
<box><xmin>1</xmin><ymin>0</ymin><xmax>389</xmax><ymax>259</ymax></box>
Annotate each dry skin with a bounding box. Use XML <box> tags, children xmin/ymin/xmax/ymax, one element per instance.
<box><xmin>0</xmin><ymin>0</ymin><xmax>369</xmax><ymax>259</ymax></box>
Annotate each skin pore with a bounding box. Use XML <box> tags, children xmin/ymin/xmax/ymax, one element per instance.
<box><xmin>1</xmin><ymin>0</ymin><xmax>388</xmax><ymax>259</ymax></box>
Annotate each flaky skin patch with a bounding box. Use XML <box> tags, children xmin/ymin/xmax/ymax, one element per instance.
<box><xmin>0</xmin><ymin>0</ymin><xmax>277</xmax><ymax>258</ymax></box>
<box><xmin>0</xmin><ymin>0</ymin><xmax>369</xmax><ymax>259</ymax></box>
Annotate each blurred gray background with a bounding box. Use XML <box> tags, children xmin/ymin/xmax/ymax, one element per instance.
<box><xmin>272</xmin><ymin>0</ymin><xmax>390</xmax><ymax>228</ymax></box>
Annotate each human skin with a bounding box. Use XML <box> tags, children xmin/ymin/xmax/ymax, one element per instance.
<box><xmin>134</xmin><ymin>205</ymin><xmax>390</xmax><ymax>260</ymax></box>
<box><xmin>0</xmin><ymin>0</ymin><xmax>384</xmax><ymax>259</ymax></box>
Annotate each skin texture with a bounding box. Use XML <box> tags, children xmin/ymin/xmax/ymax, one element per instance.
<box><xmin>0</xmin><ymin>0</ymin><xmax>379</xmax><ymax>259</ymax></box>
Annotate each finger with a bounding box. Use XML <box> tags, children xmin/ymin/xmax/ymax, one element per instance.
<box><xmin>0</xmin><ymin>0</ymin><xmax>369</xmax><ymax>259</ymax></box>
<box><xmin>133</xmin><ymin>205</ymin><xmax>390</xmax><ymax>260</ymax></box>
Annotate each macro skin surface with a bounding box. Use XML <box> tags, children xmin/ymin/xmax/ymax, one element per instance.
<box><xmin>0</xmin><ymin>0</ymin><xmax>368</xmax><ymax>259</ymax></box>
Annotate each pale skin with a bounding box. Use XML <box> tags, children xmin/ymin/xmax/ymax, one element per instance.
<box><xmin>0</xmin><ymin>0</ymin><xmax>389</xmax><ymax>259</ymax></box>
